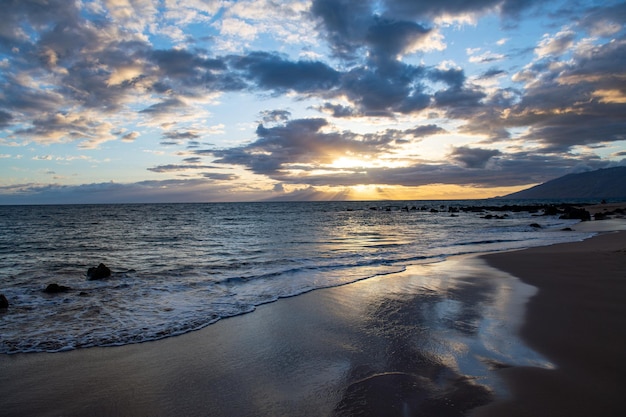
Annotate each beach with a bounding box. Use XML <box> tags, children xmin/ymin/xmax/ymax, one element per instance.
<box><xmin>475</xmin><ymin>226</ymin><xmax>626</xmax><ymax>416</ymax></box>
<box><xmin>1</xmin><ymin>215</ymin><xmax>625</xmax><ymax>416</ymax></box>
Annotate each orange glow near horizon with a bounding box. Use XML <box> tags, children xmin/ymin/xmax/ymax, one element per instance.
<box><xmin>311</xmin><ymin>183</ymin><xmax>536</xmax><ymax>201</ymax></box>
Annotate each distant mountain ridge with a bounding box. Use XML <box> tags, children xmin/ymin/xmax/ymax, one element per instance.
<box><xmin>505</xmin><ymin>167</ymin><xmax>626</xmax><ymax>200</ymax></box>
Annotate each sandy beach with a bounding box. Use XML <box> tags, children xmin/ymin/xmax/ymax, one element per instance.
<box><xmin>475</xmin><ymin>228</ymin><xmax>626</xmax><ymax>417</ymax></box>
<box><xmin>1</xmin><ymin>217</ymin><xmax>625</xmax><ymax>416</ymax></box>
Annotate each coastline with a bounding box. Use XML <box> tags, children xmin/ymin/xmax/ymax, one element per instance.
<box><xmin>1</xmin><ymin>216</ymin><xmax>625</xmax><ymax>416</ymax></box>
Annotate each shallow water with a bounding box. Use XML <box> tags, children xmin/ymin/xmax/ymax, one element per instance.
<box><xmin>0</xmin><ymin>200</ymin><xmax>590</xmax><ymax>353</ymax></box>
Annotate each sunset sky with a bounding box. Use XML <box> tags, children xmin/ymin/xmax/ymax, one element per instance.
<box><xmin>1</xmin><ymin>0</ymin><xmax>625</xmax><ymax>204</ymax></box>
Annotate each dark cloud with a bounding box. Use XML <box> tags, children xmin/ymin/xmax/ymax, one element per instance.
<box><xmin>340</xmin><ymin>63</ymin><xmax>431</xmax><ymax>116</ymax></box>
<box><xmin>577</xmin><ymin>2</ymin><xmax>626</xmax><ymax>36</ymax></box>
<box><xmin>202</xmin><ymin>172</ymin><xmax>238</xmax><ymax>181</ymax></box>
<box><xmin>260</xmin><ymin>110</ymin><xmax>291</xmax><ymax>124</ymax></box>
<box><xmin>0</xmin><ymin>110</ymin><xmax>13</xmax><ymax>127</ymax></box>
<box><xmin>449</xmin><ymin>146</ymin><xmax>502</xmax><ymax>169</ymax></box>
<box><xmin>310</xmin><ymin>0</ymin><xmax>373</xmax><ymax>60</ymax></box>
<box><xmin>0</xmin><ymin>74</ymin><xmax>65</xmax><ymax>116</ymax></box>
<box><xmin>317</xmin><ymin>103</ymin><xmax>356</xmax><ymax>118</ymax></box>
<box><xmin>121</xmin><ymin>131</ymin><xmax>139</xmax><ymax>141</ymax></box>
<box><xmin>0</xmin><ymin>0</ymin><xmax>81</xmax><ymax>52</ymax></box>
<box><xmin>163</xmin><ymin>131</ymin><xmax>201</xmax><ymax>140</ymax></box>
<box><xmin>228</xmin><ymin>52</ymin><xmax>341</xmax><ymax>94</ymax></box>
<box><xmin>479</xmin><ymin>68</ymin><xmax>507</xmax><ymax>79</ymax></box>
<box><xmin>140</xmin><ymin>98</ymin><xmax>187</xmax><ymax>115</ymax></box>
<box><xmin>311</xmin><ymin>0</ymin><xmax>433</xmax><ymax>64</ymax></box>
<box><xmin>434</xmin><ymin>86</ymin><xmax>486</xmax><ymax>108</ymax></box>
<box><xmin>365</xmin><ymin>17</ymin><xmax>431</xmax><ymax>59</ymax></box>
<box><xmin>405</xmin><ymin>125</ymin><xmax>447</xmax><ymax>137</ymax></box>
<box><xmin>149</xmin><ymin>49</ymin><xmax>245</xmax><ymax>93</ymax></box>
<box><xmin>148</xmin><ymin>164</ymin><xmax>219</xmax><ymax>173</ymax></box>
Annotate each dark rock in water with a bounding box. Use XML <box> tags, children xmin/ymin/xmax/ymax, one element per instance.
<box><xmin>529</xmin><ymin>223</ymin><xmax>542</xmax><ymax>228</ymax></box>
<box><xmin>562</xmin><ymin>227</ymin><xmax>573</xmax><ymax>231</ymax></box>
<box><xmin>0</xmin><ymin>294</ymin><xmax>8</xmax><ymax>309</ymax></box>
<box><xmin>594</xmin><ymin>212</ymin><xmax>608</xmax><ymax>220</ymax></box>
<box><xmin>44</xmin><ymin>283</ymin><xmax>71</xmax><ymax>294</ymax></box>
<box><xmin>559</xmin><ymin>206</ymin><xmax>591</xmax><ymax>221</ymax></box>
<box><xmin>87</xmin><ymin>263</ymin><xmax>111</xmax><ymax>280</ymax></box>
<box><xmin>543</xmin><ymin>205</ymin><xmax>561</xmax><ymax>216</ymax></box>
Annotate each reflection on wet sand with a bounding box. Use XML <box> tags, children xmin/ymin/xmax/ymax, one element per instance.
<box><xmin>329</xmin><ymin>256</ymin><xmax>550</xmax><ymax>416</ymax></box>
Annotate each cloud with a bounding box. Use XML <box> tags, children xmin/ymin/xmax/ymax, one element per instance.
<box><xmin>468</xmin><ymin>51</ymin><xmax>506</xmax><ymax>64</ymax></box>
<box><xmin>381</xmin><ymin>0</ymin><xmax>542</xmax><ymax>20</ymax></box>
<box><xmin>317</xmin><ymin>102</ymin><xmax>357</xmax><ymax>118</ymax></box>
<box><xmin>535</xmin><ymin>30</ymin><xmax>577</xmax><ymax>58</ymax></box>
<box><xmin>228</xmin><ymin>51</ymin><xmax>341</xmax><ymax>93</ymax></box>
<box><xmin>576</xmin><ymin>2</ymin><xmax>626</xmax><ymax>37</ymax></box>
<box><xmin>500</xmin><ymin>34</ymin><xmax>626</xmax><ymax>152</ymax></box>
<box><xmin>479</xmin><ymin>68</ymin><xmax>507</xmax><ymax>79</ymax></box>
<box><xmin>449</xmin><ymin>146</ymin><xmax>501</xmax><ymax>169</ymax></box>
<box><xmin>0</xmin><ymin>110</ymin><xmax>12</xmax><ymax>127</ymax></box>
<box><xmin>147</xmin><ymin>164</ymin><xmax>220</xmax><ymax>173</ymax></box>
<box><xmin>405</xmin><ymin>125</ymin><xmax>447</xmax><ymax>137</ymax></box>
<box><xmin>260</xmin><ymin>110</ymin><xmax>292</xmax><ymax>123</ymax></box>
<box><xmin>121</xmin><ymin>131</ymin><xmax>140</xmax><ymax>142</ymax></box>
<box><xmin>210</xmin><ymin>117</ymin><xmax>428</xmax><ymax>176</ymax></box>
<box><xmin>202</xmin><ymin>172</ymin><xmax>238</xmax><ymax>181</ymax></box>
<box><xmin>163</xmin><ymin>130</ymin><xmax>201</xmax><ymax>140</ymax></box>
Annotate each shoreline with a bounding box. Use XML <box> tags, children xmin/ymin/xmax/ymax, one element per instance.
<box><xmin>1</xmin><ymin>218</ymin><xmax>625</xmax><ymax>416</ymax></box>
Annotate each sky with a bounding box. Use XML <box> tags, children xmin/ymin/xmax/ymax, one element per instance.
<box><xmin>1</xmin><ymin>0</ymin><xmax>625</xmax><ymax>204</ymax></box>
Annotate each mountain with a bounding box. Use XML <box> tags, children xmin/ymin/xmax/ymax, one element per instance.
<box><xmin>504</xmin><ymin>167</ymin><xmax>626</xmax><ymax>200</ymax></box>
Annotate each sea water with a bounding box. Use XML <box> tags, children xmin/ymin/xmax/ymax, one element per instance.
<box><xmin>0</xmin><ymin>200</ymin><xmax>591</xmax><ymax>354</ymax></box>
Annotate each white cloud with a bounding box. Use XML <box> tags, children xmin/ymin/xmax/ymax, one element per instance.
<box><xmin>468</xmin><ymin>51</ymin><xmax>505</xmax><ymax>63</ymax></box>
<box><xmin>535</xmin><ymin>29</ymin><xmax>577</xmax><ymax>58</ymax></box>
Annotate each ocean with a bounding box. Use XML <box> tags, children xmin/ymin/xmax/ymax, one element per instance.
<box><xmin>0</xmin><ymin>200</ymin><xmax>592</xmax><ymax>354</ymax></box>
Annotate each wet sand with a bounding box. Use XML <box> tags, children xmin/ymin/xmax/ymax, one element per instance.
<box><xmin>475</xmin><ymin>229</ymin><xmax>626</xmax><ymax>417</ymax></box>
<box><xmin>1</xmin><ymin>220</ymin><xmax>625</xmax><ymax>416</ymax></box>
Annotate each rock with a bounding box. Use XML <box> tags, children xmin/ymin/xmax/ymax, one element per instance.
<box><xmin>594</xmin><ymin>212</ymin><xmax>608</xmax><ymax>220</ymax></box>
<box><xmin>0</xmin><ymin>294</ymin><xmax>8</xmax><ymax>309</ymax></box>
<box><xmin>87</xmin><ymin>263</ymin><xmax>111</xmax><ymax>280</ymax></box>
<box><xmin>44</xmin><ymin>283</ymin><xmax>71</xmax><ymax>294</ymax></box>
<box><xmin>559</xmin><ymin>206</ymin><xmax>591</xmax><ymax>221</ymax></box>
<box><xmin>529</xmin><ymin>223</ymin><xmax>542</xmax><ymax>228</ymax></box>
<box><xmin>562</xmin><ymin>227</ymin><xmax>573</xmax><ymax>231</ymax></box>
<box><xmin>543</xmin><ymin>206</ymin><xmax>561</xmax><ymax>216</ymax></box>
